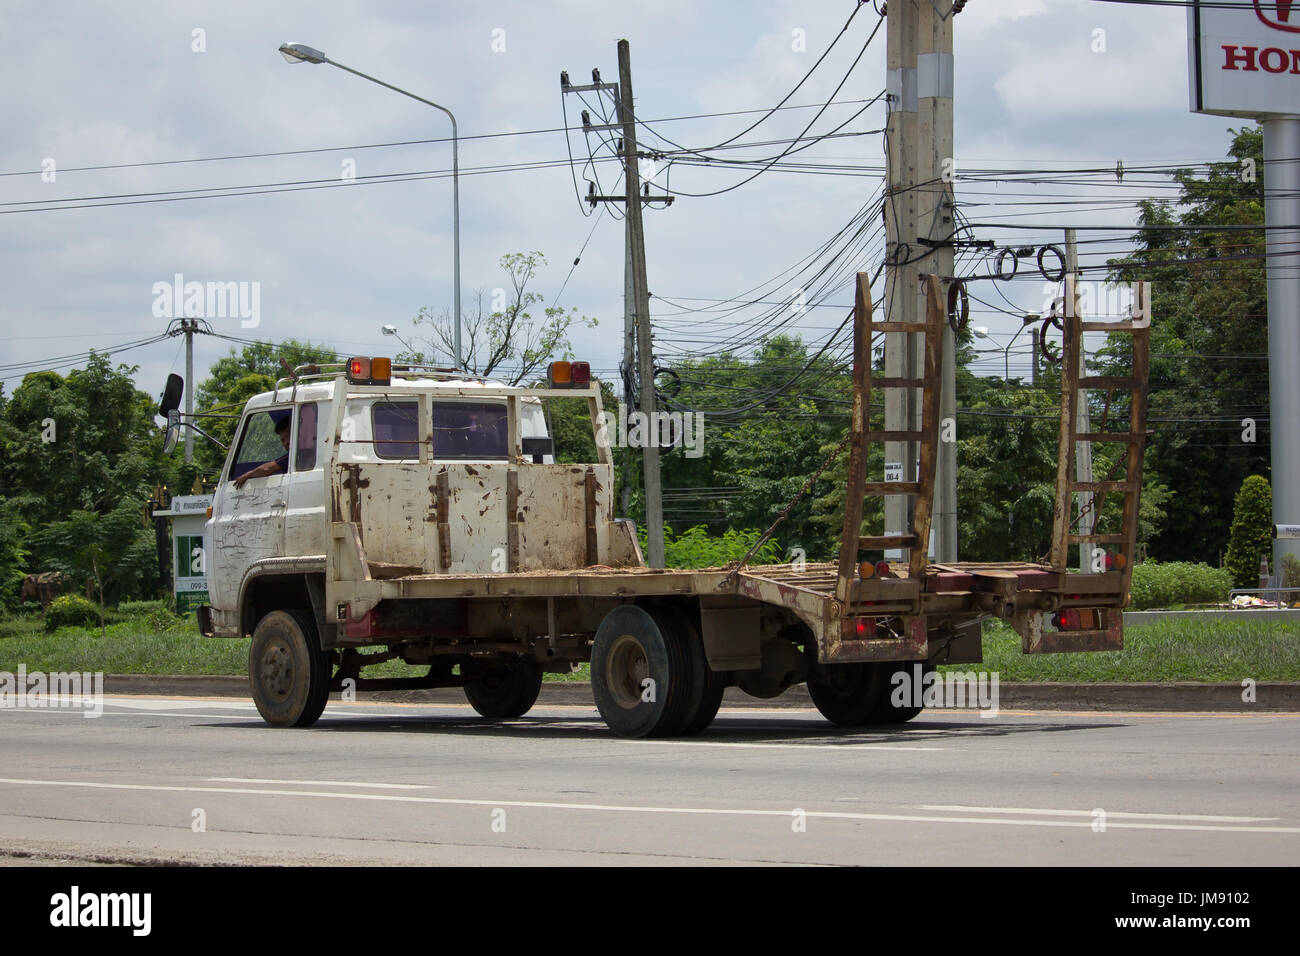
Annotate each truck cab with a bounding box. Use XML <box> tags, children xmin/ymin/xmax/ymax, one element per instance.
<box><xmin>201</xmin><ymin>359</ymin><xmax>641</xmax><ymax>645</ymax></box>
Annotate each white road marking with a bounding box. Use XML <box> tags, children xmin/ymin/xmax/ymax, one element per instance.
<box><xmin>0</xmin><ymin>776</ymin><xmax>1297</xmax><ymax>834</ymax></box>
<box><xmin>98</xmin><ymin>698</ymin><xmax>258</xmax><ymax>711</ymax></box>
<box><xmin>206</xmin><ymin>777</ymin><xmax>431</xmax><ymax>790</ymax></box>
<box><xmin>917</xmin><ymin>804</ymin><xmax>1277</xmax><ymax>822</ymax></box>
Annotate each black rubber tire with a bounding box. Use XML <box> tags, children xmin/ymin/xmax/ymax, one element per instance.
<box><xmin>659</xmin><ymin>606</ymin><xmax>726</xmax><ymax>736</ymax></box>
<box><xmin>249</xmin><ymin>609</ymin><xmax>331</xmax><ymax>728</ymax></box>
<box><xmin>807</xmin><ymin>662</ymin><xmax>888</xmax><ymax>726</ymax></box>
<box><xmin>867</xmin><ymin>661</ymin><xmax>932</xmax><ymax>724</ymax></box>
<box><xmin>463</xmin><ymin>658</ymin><xmax>544</xmax><ymax>719</ymax></box>
<box><xmin>591</xmin><ymin>605</ymin><xmax>695</xmax><ymax>738</ymax></box>
<box><xmin>804</xmin><ymin>639</ymin><xmax>889</xmax><ymax>727</ymax></box>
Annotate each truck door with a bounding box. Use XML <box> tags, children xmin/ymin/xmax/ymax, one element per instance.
<box><xmin>208</xmin><ymin>407</ymin><xmax>290</xmax><ymax>614</ymax></box>
<box><xmin>283</xmin><ymin>401</ymin><xmax>326</xmax><ymax>558</ymax></box>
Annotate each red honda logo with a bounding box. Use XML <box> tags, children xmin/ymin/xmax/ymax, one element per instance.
<box><xmin>1256</xmin><ymin>1</ymin><xmax>1300</xmax><ymax>33</ymax></box>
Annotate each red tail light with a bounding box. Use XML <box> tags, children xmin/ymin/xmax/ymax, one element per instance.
<box><xmin>1054</xmin><ymin>608</ymin><xmax>1100</xmax><ymax>630</ymax></box>
<box><xmin>571</xmin><ymin>361</ymin><xmax>591</xmax><ymax>385</ymax></box>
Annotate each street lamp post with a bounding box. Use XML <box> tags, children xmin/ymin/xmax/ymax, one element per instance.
<box><xmin>974</xmin><ymin>314</ymin><xmax>1040</xmax><ymax>383</ymax></box>
<box><xmin>381</xmin><ymin>323</ymin><xmax>418</xmax><ymax>359</ymax></box>
<box><xmin>279</xmin><ymin>42</ymin><xmax>462</xmax><ymax>369</ymax></box>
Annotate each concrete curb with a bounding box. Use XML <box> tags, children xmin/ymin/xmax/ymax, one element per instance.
<box><xmin>1124</xmin><ymin>608</ymin><xmax>1300</xmax><ymax>624</ymax></box>
<box><xmin>102</xmin><ymin>675</ymin><xmax>1300</xmax><ymax>712</ymax></box>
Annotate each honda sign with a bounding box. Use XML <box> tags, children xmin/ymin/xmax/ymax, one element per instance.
<box><xmin>1190</xmin><ymin>0</ymin><xmax>1300</xmax><ymax>116</ymax></box>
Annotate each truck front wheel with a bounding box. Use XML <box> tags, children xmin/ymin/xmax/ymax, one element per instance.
<box><xmin>463</xmin><ymin>659</ymin><xmax>544</xmax><ymax>719</ymax></box>
<box><xmin>249</xmin><ymin>610</ymin><xmax>331</xmax><ymax>728</ymax></box>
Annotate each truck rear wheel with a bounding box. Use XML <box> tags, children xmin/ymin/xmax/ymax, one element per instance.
<box><xmin>867</xmin><ymin>662</ymin><xmax>931</xmax><ymax>723</ymax></box>
<box><xmin>806</xmin><ymin>661</ymin><xmax>888</xmax><ymax>726</ymax></box>
<box><xmin>591</xmin><ymin>605</ymin><xmax>698</xmax><ymax>738</ymax></box>
<box><xmin>464</xmin><ymin>659</ymin><xmax>544</xmax><ymax>719</ymax></box>
<box><xmin>249</xmin><ymin>610</ymin><xmax>331</xmax><ymax>728</ymax></box>
<box><xmin>655</xmin><ymin>606</ymin><xmax>726</xmax><ymax>735</ymax></box>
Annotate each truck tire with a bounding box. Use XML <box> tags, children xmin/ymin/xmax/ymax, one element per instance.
<box><xmin>463</xmin><ymin>659</ymin><xmax>544</xmax><ymax>719</ymax></box>
<box><xmin>867</xmin><ymin>661</ymin><xmax>932</xmax><ymax>724</ymax></box>
<box><xmin>591</xmin><ymin>605</ymin><xmax>696</xmax><ymax>738</ymax></box>
<box><xmin>658</xmin><ymin>606</ymin><xmax>725</xmax><ymax>736</ymax></box>
<box><xmin>807</xmin><ymin>661</ymin><xmax>888</xmax><ymax>726</ymax></box>
<box><xmin>249</xmin><ymin>610</ymin><xmax>331</xmax><ymax>728</ymax></box>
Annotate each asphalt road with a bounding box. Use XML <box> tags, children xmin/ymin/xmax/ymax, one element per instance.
<box><xmin>1</xmin><ymin>696</ymin><xmax>1297</xmax><ymax>866</ymax></box>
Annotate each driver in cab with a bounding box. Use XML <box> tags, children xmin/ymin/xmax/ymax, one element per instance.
<box><xmin>234</xmin><ymin>411</ymin><xmax>291</xmax><ymax>488</ymax></box>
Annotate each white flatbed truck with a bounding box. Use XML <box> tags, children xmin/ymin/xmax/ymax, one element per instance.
<box><xmin>175</xmin><ymin>273</ymin><xmax>1151</xmax><ymax>737</ymax></box>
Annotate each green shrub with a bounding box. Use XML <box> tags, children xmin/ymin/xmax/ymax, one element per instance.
<box><xmin>1128</xmin><ymin>561</ymin><xmax>1233</xmax><ymax>610</ymax></box>
<box><xmin>117</xmin><ymin>599</ymin><xmax>171</xmax><ymax>618</ymax></box>
<box><xmin>44</xmin><ymin>594</ymin><xmax>102</xmax><ymax>632</ymax></box>
<box><xmin>638</xmin><ymin>525</ymin><xmax>783</xmax><ymax>569</ymax></box>
<box><xmin>1225</xmin><ymin>475</ymin><xmax>1273</xmax><ymax>589</ymax></box>
<box><xmin>117</xmin><ymin>599</ymin><xmax>184</xmax><ymax>632</ymax></box>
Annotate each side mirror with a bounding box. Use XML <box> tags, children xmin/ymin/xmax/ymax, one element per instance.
<box><xmin>162</xmin><ymin>410</ymin><xmax>181</xmax><ymax>454</ymax></box>
<box><xmin>159</xmin><ymin>374</ymin><xmax>184</xmax><ymax>417</ymax></box>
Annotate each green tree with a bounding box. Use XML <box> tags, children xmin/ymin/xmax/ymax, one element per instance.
<box><xmin>657</xmin><ymin>337</ymin><xmax>850</xmax><ymax>560</ymax></box>
<box><xmin>1225</xmin><ymin>474</ymin><xmax>1273</xmax><ymax>588</ymax></box>
<box><xmin>0</xmin><ymin>509</ymin><xmax>31</xmax><ymax>609</ymax></box>
<box><xmin>189</xmin><ymin>338</ymin><xmax>336</xmax><ymax>476</ymax></box>
<box><xmin>405</xmin><ymin>251</ymin><xmax>597</xmax><ymax>385</ymax></box>
<box><xmin>0</xmin><ymin>354</ymin><xmax>166</xmax><ymax>590</ymax></box>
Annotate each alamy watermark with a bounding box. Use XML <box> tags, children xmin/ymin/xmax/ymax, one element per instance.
<box><xmin>151</xmin><ymin>273</ymin><xmax>261</xmax><ymax>328</ymax></box>
<box><xmin>0</xmin><ymin>665</ymin><xmax>104</xmax><ymax>718</ymax></box>
<box><xmin>890</xmin><ymin>664</ymin><xmax>999</xmax><ymax>718</ymax></box>
<box><xmin>50</xmin><ymin>886</ymin><xmax>150</xmax><ymax>936</ymax></box>
<box><xmin>595</xmin><ymin>402</ymin><xmax>705</xmax><ymax>459</ymax></box>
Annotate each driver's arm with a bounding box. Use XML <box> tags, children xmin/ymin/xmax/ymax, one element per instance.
<box><xmin>233</xmin><ymin>458</ymin><xmax>284</xmax><ymax>488</ymax></box>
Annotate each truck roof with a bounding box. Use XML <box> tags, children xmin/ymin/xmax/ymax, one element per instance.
<box><xmin>248</xmin><ymin>373</ymin><xmax>534</xmax><ymax>410</ymax></box>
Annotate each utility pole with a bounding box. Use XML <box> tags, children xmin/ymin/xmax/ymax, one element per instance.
<box><xmin>617</xmin><ymin>40</ymin><xmax>665</xmax><ymax>568</ymax></box>
<box><xmin>559</xmin><ymin>46</ymin><xmax>672</xmax><ymax>566</ymax></box>
<box><xmin>622</xmin><ymin>217</ymin><xmax>635</xmax><ymax>515</ymax></box>
<box><xmin>1065</xmin><ymin>228</ymin><xmax>1093</xmax><ymax>572</ymax></box>
<box><xmin>917</xmin><ymin>0</ymin><xmax>956</xmax><ymax>562</ymax></box>
<box><xmin>884</xmin><ymin>0</ymin><xmax>918</xmax><ymax>559</ymax></box>
<box><xmin>886</xmin><ymin>1</ymin><xmax>955</xmax><ymax>563</ymax></box>
<box><xmin>182</xmin><ymin>318</ymin><xmax>196</xmax><ymax>463</ymax></box>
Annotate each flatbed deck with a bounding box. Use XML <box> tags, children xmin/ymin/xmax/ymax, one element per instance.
<box><xmin>346</xmin><ymin>559</ymin><xmax>1128</xmax><ymax>662</ymax></box>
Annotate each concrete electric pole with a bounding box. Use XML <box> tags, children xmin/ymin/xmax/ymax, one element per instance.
<box><xmin>885</xmin><ymin>1</ymin><xmax>956</xmax><ymax>563</ymax></box>
<box><xmin>560</xmin><ymin>43</ymin><xmax>672</xmax><ymax>567</ymax></box>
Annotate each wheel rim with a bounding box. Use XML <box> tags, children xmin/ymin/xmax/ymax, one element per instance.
<box><xmin>607</xmin><ymin>634</ymin><xmax>650</xmax><ymax>708</ymax></box>
<box><xmin>259</xmin><ymin>638</ymin><xmax>294</xmax><ymax>701</ymax></box>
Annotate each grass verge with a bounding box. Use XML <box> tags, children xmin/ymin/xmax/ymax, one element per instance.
<box><xmin>1</xmin><ymin>615</ymin><xmax>1295</xmax><ymax>682</ymax></box>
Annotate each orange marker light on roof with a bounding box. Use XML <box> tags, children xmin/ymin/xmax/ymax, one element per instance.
<box><xmin>549</xmin><ymin>361</ymin><xmax>573</xmax><ymax>387</ymax></box>
<box><xmin>370</xmin><ymin>356</ymin><xmax>392</xmax><ymax>385</ymax></box>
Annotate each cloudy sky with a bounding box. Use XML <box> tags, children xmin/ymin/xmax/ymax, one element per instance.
<box><xmin>0</xmin><ymin>0</ymin><xmax>1240</xmax><ymax>403</ymax></box>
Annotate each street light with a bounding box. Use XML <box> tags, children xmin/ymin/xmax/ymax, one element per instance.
<box><xmin>381</xmin><ymin>324</ymin><xmax>418</xmax><ymax>358</ymax></box>
<box><xmin>279</xmin><ymin>42</ymin><xmax>462</xmax><ymax>369</ymax></box>
<box><xmin>974</xmin><ymin>315</ymin><xmax>1039</xmax><ymax>383</ymax></box>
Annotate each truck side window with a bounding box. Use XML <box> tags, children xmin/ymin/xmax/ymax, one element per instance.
<box><xmin>433</xmin><ymin>401</ymin><xmax>507</xmax><ymax>459</ymax></box>
<box><xmin>373</xmin><ymin>401</ymin><xmax>420</xmax><ymax>460</ymax></box>
<box><xmin>229</xmin><ymin>410</ymin><xmax>290</xmax><ymax>481</ymax></box>
<box><xmin>296</xmin><ymin>403</ymin><xmax>318</xmax><ymax>472</ymax></box>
